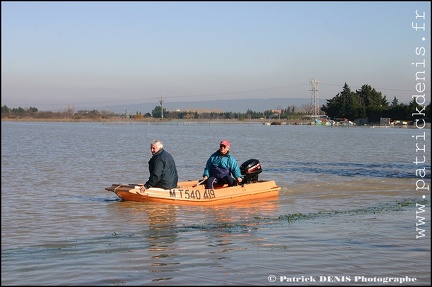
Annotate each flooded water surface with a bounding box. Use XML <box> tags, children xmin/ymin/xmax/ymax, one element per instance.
<box><xmin>1</xmin><ymin>121</ymin><xmax>430</xmax><ymax>285</ymax></box>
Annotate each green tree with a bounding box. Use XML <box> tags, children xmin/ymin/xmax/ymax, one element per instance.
<box><xmin>322</xmin><ymin>83</ymin><xmax>392</xmax><ymax>122</ymax></box>
<box><xmin>151</xmin><ymin>105</ymin><xmax>166</xmax><ymax>118</ymax></box>
<box><xmin>1</xmin><ymin>105</ymin><xmax>10</xmax><ymax>117</ymax></box>
<box><xmin>321</xmin><ymin>83</ymin><xmax>355</xmax><ymax>120</ymax></box>
<box><xmin>426</xmin><ymin>103</ymin><xmax>431</xmax><ymax>122</ymax></box>
<box><xmin>386</xmin><ymin>102</ymin><xmax>410</xmax><ymax>121</ymax></box>
<box><xmin>356</xmin><ymin>84</ymin><xmax>389</xmax><ymax>122</ymax></box>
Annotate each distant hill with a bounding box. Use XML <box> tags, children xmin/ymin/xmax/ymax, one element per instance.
<box><xmin>97</xmin><ymin>97</ymin><xmax>316</xmax><ymax>114</ymax></box>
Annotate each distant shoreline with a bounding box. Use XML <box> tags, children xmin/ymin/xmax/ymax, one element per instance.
<box><xmin>1</xmin><ymin>117</ymin><xmax>265</xmax><ymax>123</ymax></box>
<box><xmin>2</xmin><ymin>117</ymin><xmax>427</xmax><ymax>128</ymax></box>
<box><xmin>1</xmin><ymin>118</ymin><xmax>286</xmax><ymax>125</ymax></box>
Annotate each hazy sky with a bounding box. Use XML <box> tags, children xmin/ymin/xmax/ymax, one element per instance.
<box><xmin>2</xmin><ymin>1</ymin><xmax>430</xmax><ymax>111</ymax></box>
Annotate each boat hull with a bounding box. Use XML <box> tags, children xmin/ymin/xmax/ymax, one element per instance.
<box><xmin>105</xmin><ymin>180</ymin><xmax>280</xmax><ymax>205</ymax></box>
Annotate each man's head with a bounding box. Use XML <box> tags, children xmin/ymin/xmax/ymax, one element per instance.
<box><xmin>219</xmin><ymin>140</ymin><xmax>230</xmax><ymax>155</ymax></box>
<box><xmin>150</xmin><ymin>140</ymin><xmax>163</xmax><ymax>155</ymax></box>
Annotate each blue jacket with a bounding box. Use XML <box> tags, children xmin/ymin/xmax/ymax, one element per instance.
<box><xmin>145</xmin><ymin>149</ymin><xmax>178</xmax><ymax>189</ymax></box>
<box><xmin>203</xmin><ymin>150</ymin><xmax>242</xmax><ymax>179</ymax></box>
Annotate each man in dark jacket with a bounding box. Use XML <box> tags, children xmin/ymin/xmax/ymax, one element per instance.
<box><xmin>139</xmin><ymin>140</ymin><xmax>178</xmax><ymax>194</ymax></box>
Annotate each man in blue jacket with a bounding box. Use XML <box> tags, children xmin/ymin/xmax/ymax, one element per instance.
<box><xmin>202</xmin><ymin>140</ymin><xmax>243</xmax><ymax>189</ymax></box>
<box><xmin>139</xmin><ymin>140</ymin><xmax>178</xmax><ymax>193</ymax></box>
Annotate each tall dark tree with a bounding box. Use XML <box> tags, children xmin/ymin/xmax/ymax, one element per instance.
<box><xmin>321</xmin><ymin>83</ymin><xmax>356</xmax><ymax>120</ymax></box>
<box><xmin>355</xmin><ymin>84</ymin><xmax>389</xmax><ymax>122</ymax></box>
<box><xmin>322</xmin><ymin>83</ymin><xmax>393</xmax><ymax>122</ymax></box>
<box><xmin>151</xmin><ymin>105</ymin><xmax>166</xmax><ymax>118</ymax></box>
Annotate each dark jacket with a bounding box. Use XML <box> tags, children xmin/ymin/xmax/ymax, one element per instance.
<box><xmin>145</xmin><ymin>149</ymin><xmax>178</xmax><ymax>189</ymax></box>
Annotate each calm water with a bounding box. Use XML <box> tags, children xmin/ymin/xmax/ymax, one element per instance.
<box><xmin>1</xmin><ymin>121</ymin><xmax>430</xmax><ymax>286</ymax></box>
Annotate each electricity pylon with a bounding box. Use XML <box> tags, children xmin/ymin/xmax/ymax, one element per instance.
<box><xmin>310</xmin><ymin>79</ymin><xmax>320</xmax><ymax>117</ymax></box>
<box><xmin>159</xmin><ymin>95</ymin><xmax>164</xmax><ymax>119</ymax></box>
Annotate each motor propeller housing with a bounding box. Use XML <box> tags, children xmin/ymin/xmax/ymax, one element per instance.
<box><xmin>240</xmin><ymin>159</ymin><xmax>262</xmax><ymax>183</ymax></box>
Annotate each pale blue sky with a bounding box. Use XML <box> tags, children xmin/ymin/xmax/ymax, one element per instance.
<box><xmin>1</xmin><ymin>1</ymin><xmax>430</xmax><ymax>111</ymax></box>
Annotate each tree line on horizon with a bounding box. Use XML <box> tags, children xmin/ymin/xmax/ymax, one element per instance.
<box><xmin>321</xmin><ymin>83</ymin><xmax>430</xmax><ymax>123</ymax></box>
<box><xmin>2</xmin><ymin>83</ymin><xmax>430</xmax><ymax>123</ymax></box>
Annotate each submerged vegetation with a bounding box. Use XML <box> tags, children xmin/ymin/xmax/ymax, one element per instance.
<box><xmin>278</xmin><ymin>197</ymin><xmax>428</xmax><ymax>224</ymax></box>
<box><xmin>174</xmin><ymin>198</ymin><xmax>429</xmax><ymax>232</ymax></box>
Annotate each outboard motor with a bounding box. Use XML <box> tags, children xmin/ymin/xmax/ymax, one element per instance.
<box><xmin>240</xmin><ymin>159</ymin><xmax>262</xmax><ymax>184</ymax></box>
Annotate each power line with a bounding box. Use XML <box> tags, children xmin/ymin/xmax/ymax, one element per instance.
<box><xmin>320</xmin><ymin>82</ymin><xmax>430</xmax><ymax>93</ymax></box>
<box><xmin>13</xmin><ymin>81</ymin><xmax>429</xmax><ymax>109</ymax></box>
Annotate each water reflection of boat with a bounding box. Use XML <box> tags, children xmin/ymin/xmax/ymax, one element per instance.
<box><xmin>106</xmin><ymin>197</ymin><xmax>280</xmax><ymax>282</ymax></box>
